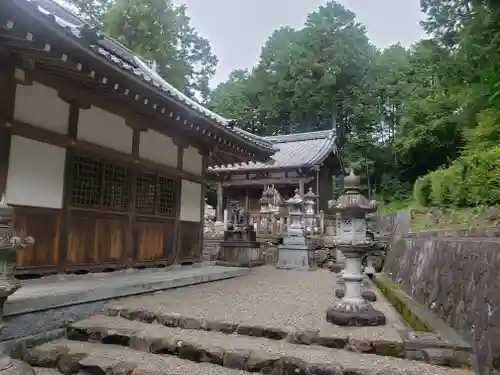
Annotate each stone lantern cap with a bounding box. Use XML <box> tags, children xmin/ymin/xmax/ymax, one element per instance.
<box><xmin>329</xmin><ymin>171</ymin><xmax>376</xmax><ymax>216</ymax></box>
<box><xmin>304</xmin><ymin>187</ymin><xmax>317</xmax><ymax>202</ymax></box>
<box><xmin>260</xmin><ymin>185</ymin><xmax>274</xmax><ymax>204</ymax></box>
<box><xmin>285</xmin><ymin>188</ymin><xmax>303</xmax><ymax>205</ymax></box>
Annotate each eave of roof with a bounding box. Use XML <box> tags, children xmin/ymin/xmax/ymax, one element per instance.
<box><xmin>5</xmin><ymin>0</ymin><xmax>276</xmax><ymax>156</ymax></box>
<box><xmin>209</xmin><ymin>129</ymin><xmax>338</xmax><ymax>173</ymax></box>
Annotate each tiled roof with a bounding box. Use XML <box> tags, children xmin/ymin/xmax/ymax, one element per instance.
<box><xmin>209</xmin><ymin>129</ymin><xmax>337</xmax><ymax>172</ymax></box>
<box><xmin>7</xmin><ymin>0</ymin><xmax>275</xmax><ymax>153</ymax></box>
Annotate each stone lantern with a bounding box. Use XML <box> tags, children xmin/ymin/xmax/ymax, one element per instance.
<box><xmin>304</xmin><ymin>187</ymin><xmax>317</xmax><ymax>234</ymax></box>
<box><xmin>276</xmin><ymin>189</ymin><xmax>316</xmax><ymax>270</ymax></box>
<box><xmin>326</xmin><ymin>172</ymin><xmax>385</xmax><ymax>326</ymax></box>
<box><xmin>0</xmin><ymin>198</ymin><xmax>36</xmax><ymax>375</ymax></box>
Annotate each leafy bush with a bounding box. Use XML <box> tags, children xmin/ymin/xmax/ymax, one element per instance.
<box><xmin>413</xmin><ymin>175</ymin><xmax>432</xmax><ymax>206</ymax></box>
<box><xmin>413</xmin><ymin>146</ymin><xmax>500</xmax><ymax>207</ymax></box>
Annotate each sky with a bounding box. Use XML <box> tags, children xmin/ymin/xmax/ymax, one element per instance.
<box><xmin>172</xmin><ymin>0</ymin><xmax>427</xmax><ymax>87</ymax></box>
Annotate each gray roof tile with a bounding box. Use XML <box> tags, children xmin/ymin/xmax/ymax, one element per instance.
<box><xmin>209</xmin><ymin>129</ymin><xmax>337</xmax><ymax>172</ymax></box>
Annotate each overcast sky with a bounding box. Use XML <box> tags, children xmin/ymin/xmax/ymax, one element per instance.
<box><xmin>172</xmin><ymin>0</ymin><xmax>427</xmax><ymax>87</ymax></box>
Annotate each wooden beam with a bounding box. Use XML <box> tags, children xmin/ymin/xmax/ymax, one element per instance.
<box><xmin>222</xmin><ymin>177</ymin><xmax>314</xmax><ymax>188</ymax></box>
<box><xmin>58</xmin><ymin>101</ymin><xmax>79</xmax><ymax>272</ymax></box>
<box><xmin>0</xmin><ymin>59</ymin><xmax>16</xmax><ymax>200</ymax></box>
<box><xmin>4</xmin><ymin>119</ymin><xmax>204</xmax><ymax>183</ymax></box>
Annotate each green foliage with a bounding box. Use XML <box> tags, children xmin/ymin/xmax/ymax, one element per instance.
<box><xmin>413</xmin><ymin>175</ymin><xmax>432</xmax><ymax>207</ymax></box>
<box><xmin>417</xmin><ymin>146</ymin><xmax>500</xmax><ymax>207</ymax></box>
<box><xmin>63</xmin><ymin>0</ymin><xmax>217</xmax><ymax>100</ymax></box>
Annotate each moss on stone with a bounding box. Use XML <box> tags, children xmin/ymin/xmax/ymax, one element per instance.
<box><xmin>372</xmin><ymin>275</ymin><xmax>432</xmax><ymax>332</ymax></box>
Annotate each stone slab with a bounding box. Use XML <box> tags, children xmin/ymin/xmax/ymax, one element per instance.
<box><xmin>6</xmin><ymin>265</ymin><xmax>249</xmax><ymax>316</ymax></box>
<box><xmin>57</xmin><ymin>315</ymin><xmax>475</xmax><ymax>375</ymax></box>
<box><xmin>26</xmin><ymin>339</ymin><xmax>252</xmax><ymax>375</ymax></box>
<box><xmin>0</xmin><ymin>265</ymin><xmax>248</xmax><ymax>352</ymax></box>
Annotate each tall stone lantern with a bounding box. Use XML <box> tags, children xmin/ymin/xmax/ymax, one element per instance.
<box><xmin>326</xmin><ymin>172</ymin><xmax>386</xmax><ymax>326</ymax></box>
<box><xmin>0</xmin><ymin>199</ymin><xmax>36</xmax><ymax>374</ymax></box>
<box><xmin>276</xmin><ymin>189</ymin><xmax>316</xmax><ymax>270</ymax></box>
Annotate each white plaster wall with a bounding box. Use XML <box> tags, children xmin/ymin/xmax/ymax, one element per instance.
<box><xmin>14</xmin><ymin>82</ymin><xmax>70</xmax><ymax>134</ymax></box>
<box><xmin>139</xmin><ymin>130</ymin><xmax>178</xmax><ymax>168</ymax></box>
<box><xmin>78</xmin><ymin>106</ymin><xmax>133</xmax><ymax>154</ymax></box>
<box><xmin>183</xmin><ymin>146</ymin><xmax>202</xmax><ymax>175</ymax></box>
<box><xmin>180</xmin><ymin>180</ymin><xmax>201</xmax><ymax>222</ymax></box>
<box><xmin>5</xmin><ymin>136</ymin><xmax>66</xmax><ymax>209</ymax></box>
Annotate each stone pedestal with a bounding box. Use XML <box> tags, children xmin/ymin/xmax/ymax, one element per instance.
<box><xmin>216</xmin><ymin>226</ymin><xmax>264</xmax><ymax>268</ymax></box>
<box><xmin>276</xmin><ymin>235</ymin><xmax>317</xmax><ymax>270</ymax></box>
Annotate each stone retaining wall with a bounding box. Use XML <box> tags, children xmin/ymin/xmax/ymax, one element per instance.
<box><xmin>384</xmin><ymin>227</ymin><xmax>500</xmax><ymax>375</ymax></box>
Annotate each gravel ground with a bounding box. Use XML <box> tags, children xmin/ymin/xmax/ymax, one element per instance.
<box><xmin>31</xmin><ymin>339</ymin><xmax>252</xmax><ymax>375</ymax></box>
<box><xmin>106</xmin><ymin>266</ymin><xmax>405</xmax><ymax>344</ymax></box>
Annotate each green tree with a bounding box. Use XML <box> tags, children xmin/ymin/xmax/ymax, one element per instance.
<box><xmin>103</xmin><ymin>0</ymin><xmax>217</xmax><ymax>99</ymax></box>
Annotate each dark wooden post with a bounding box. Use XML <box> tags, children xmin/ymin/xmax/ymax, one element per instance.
<box><xmin>0</xmin><ymin>61</ymin><xmax>15</xmax><ymax>201</ymax></box>
<box><xmin>199</xmin><ymin>150</ymin><xmax>208</xmax><ymax>261</ymax></box>
<box><xmin>216</xmin><ymin>181</ymin><xmax>223</xmax><ymax>222</ymax></box>
<box><xmin>172</xmin><ymin>144</ymin><xmax>184</xmax><ymax>264</ymax></box>
<box><xmin>58</xmin><ymin>101</ymin><xmax>79</xmax><ymax>272</ymax></box>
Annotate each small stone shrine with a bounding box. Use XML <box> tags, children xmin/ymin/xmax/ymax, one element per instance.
<box><xmin>216</xmin><ymin>200</ymin><xmax>264</xmax><ymax>268</ymax></box>
<box><xmin>326</xmin><ymin>172</ymin><xmax>386</xmax><ymax>326</ymax></box>
<box><xmin>276</xmin><ymin>189</ymin><xmax>317</xmax><ymax>270</ymax></box>
<box><xmin>0</xmin><ymin>198</ymin><xmax>36</xmax><ymax>374</ymax></box>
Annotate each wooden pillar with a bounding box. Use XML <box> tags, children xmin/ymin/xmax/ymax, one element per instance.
<box><xmin>199</xmin><ymin>150</ymin><xmax>208</xmax><ymax>262</ymax></box>
<box><xmin>299</xmin><ymin>176</ymin><xmax>305</xmax><ymax>199</ymax></box>
<box><xmin>0</xmin><ymin>61</ymin><xmax>16</xmax><ymax>201</ymax></box>
<box><xmin>172</xmin><ymin>144</ymin><xmax>184</xmax><ymax>264</ymax></box>
<box><xmin>315</xmin><ymin>165</ymin><xmax>320</xmax><ymax>209</ymax></box>
<box><xmin>126</xmin><ymin>129</ymin><xmax>140</xmax><ymax>267</ymax></box>
<box><xmin>58</xmin><ymin>101</ymin><xmax>79</xmax><ymax>272</ymax></box>
<box><xmin>244</xmin><ymin>187</ymin><xmax>250</xmax><ymax>224</ymax></box>
<box><xmin>216</xmin><ymin>181</ymin><xmax>223</xmax><ymax>222</ymax></box>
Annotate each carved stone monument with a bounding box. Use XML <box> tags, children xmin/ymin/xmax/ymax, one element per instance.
<box><xmin>217</xmin><ymin>200</ymin><xmax>264</xmax><ymax>268</ymax></box>
<box><xmin>276</xmin><ymin>189</ymin><xmax>316</xmax><ymax>270</ymax></box>
<box><xmin>326</xmin><ymin>172</ymin><xmax>386</xmax><ymax>326</ymax></box>
<box><xmin>0</xmin><ymin>198</ymin><xmax>36</xmax><ymax>374</ymax></box>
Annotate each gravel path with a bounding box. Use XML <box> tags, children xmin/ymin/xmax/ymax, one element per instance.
<box><xmin>106</xmin><ymin>266</ymin><xmax>406</xmax><ymax>344</ymax></box>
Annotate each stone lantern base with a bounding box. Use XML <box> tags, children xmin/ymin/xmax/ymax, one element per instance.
<box><xmin>276</xmin><ymin>235</ymin><xmax>317</xmax><ymax>271</ymax></box>
<box><xmin>326</xmin><ymin>301</ymin><xmax>386</xmax><ymax>326</ymax></box>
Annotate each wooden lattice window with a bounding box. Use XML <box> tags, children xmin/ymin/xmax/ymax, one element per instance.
<box><xmin>158</xmin><ymin>176</ymin><xmax>175</xmax><ymax>217</ymax></box>
<box><xmin>71</xmin><ymin>156</ymin><xmax>103</xmax><ymax>208</ymax></box>
<box><xmin>136</xmin><ymin>172</ymin><xmax>157</xmax><ymax>214</ymax></box>
<box><xmin>102</xmin><ymin>162</ymin><xmax>129</xmax><ymax>211</ymax></box>
<box><xmin>71</xmin><ymin>155</ymin><xmax>130</xmax><ymax>211</ymax></box>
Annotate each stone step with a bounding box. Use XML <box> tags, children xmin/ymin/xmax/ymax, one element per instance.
<box><xmin>102</xmin><ymin>304</ymin><xmax>405</xmax><ymax>358</ymax></box>
<box><xmin>62</xmin><ymin>314</ymin><xmax>474</xmax><ymax>375</ymax></box>
<box><xmin>34</xmin><ymin>368</ymin><xmax>64</xmax><ymax>375</ymax></box>
<box><xmin>25</xmin><ymin>339</ymin><xmax>252</xmax><ymax>375</ymax></box>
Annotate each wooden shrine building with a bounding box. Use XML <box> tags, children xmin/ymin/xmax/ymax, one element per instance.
<box><xmin>0</xmin><ymin>0</ymin><xmax>276</xmax><ymax>275</ymax></box>
<box><xmin>208</xmin><ymin>130</ymin><xmax>344</xmax><ymax>220</ymax></box>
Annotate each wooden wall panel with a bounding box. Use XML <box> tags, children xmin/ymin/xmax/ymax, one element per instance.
<box><xmin>177</xmin><ymin>221</ymin><xmax>201</xmax><ymax>262</ymax></box>
<box><xmin>66</xmin><ymin>210</ymin><xmax>127</xmax><ymax>267</ymax></box>
<box><xmin>134</xmin><ymin>218</ymin><xmax>175</xmax><ymax>264</ymax></box>
<box><xmin>13</xmin><ymin>207</ymin><xmax>60</xmax><ymax>273</ymax></box>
